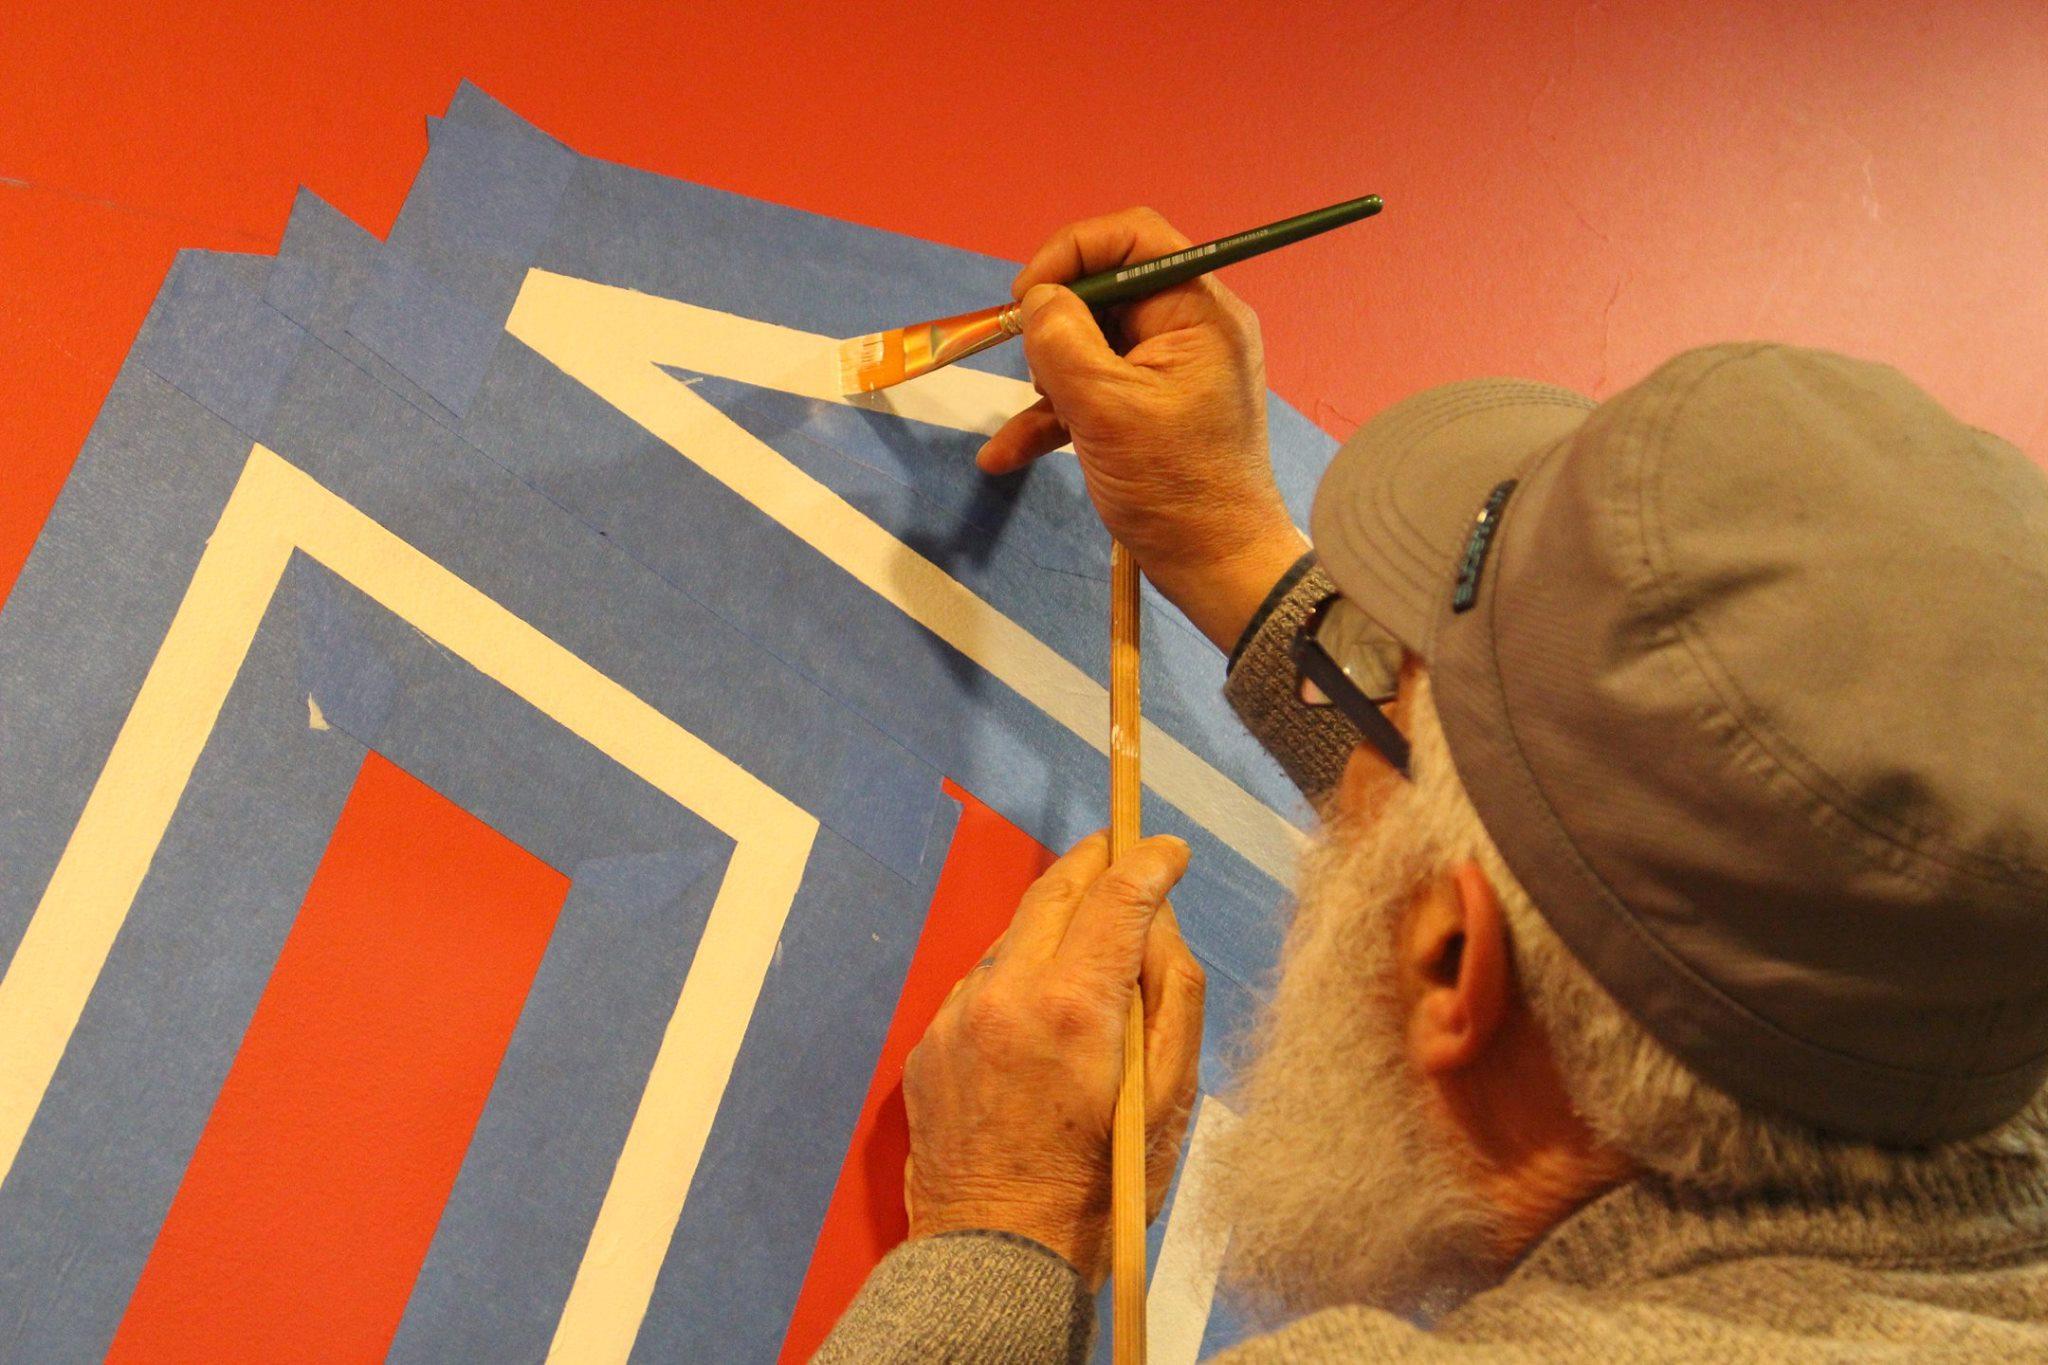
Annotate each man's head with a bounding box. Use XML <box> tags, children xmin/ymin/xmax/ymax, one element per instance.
<box><xmin>1215</xmin><ymin>344</ymin><xmax>2048</xmax><ymax>1319</ymax></box>
<box><xmin>1212</xmin><ymin>666</ymin><xmax>1604</xmax><ymax>1321</ymax></box>
<box><xmin>1215</xmin><ymin>665</ymin><xmax>2048</xmax><ymax>1321</ymax></box>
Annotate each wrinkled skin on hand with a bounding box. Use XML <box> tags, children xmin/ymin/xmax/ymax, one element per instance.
<box><xmin>902</xmin><ymin>831</ymin><xmax>1206</xmax><ymax>1287</ymax></box>
<box><xmin>978</xmin><ymin>207</ymin><xmax>1310</xmax><ymax>653</ymax></box>
<box><xmin>904</xmin><ymin>209</ymin><xmax>1305</xmax><ymax>1284</ymax></box>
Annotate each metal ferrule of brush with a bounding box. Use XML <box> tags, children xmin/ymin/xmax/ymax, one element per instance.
<box><xmin>902</xmin><ymin>303</ymin><xmax>1024</xmax><ymax>378</ymax></box>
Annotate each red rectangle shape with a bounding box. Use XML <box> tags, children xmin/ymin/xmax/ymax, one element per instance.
<box><xmin>778</xmin><ymin>778</ymin><xmax>1056</xmax><ymax>1362</ymax></box>
<box><xmin>110</xmin><ymin>752</ymin><xmax>569</xmax><ymax>1364</ymax></box>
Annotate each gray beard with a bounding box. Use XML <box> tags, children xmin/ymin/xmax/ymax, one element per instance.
<box><xmin>1207</xmin><ymin>797</ymin><xmax>1505</xmax><ymax>1326</ymax></box>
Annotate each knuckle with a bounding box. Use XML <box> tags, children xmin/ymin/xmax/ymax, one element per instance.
<box><xmin>1221</xmin><ymin>291</ymin><xmax>1261</xmax><ymax>338</ymax></box>
<box><xmin>1020</xmin><ymin>866</ymin><xmax>1086</xmax><ymax>912</ymax></box>
<box><xmin>1023</xmin><ymin>319</ymin><xmax>1086</xmax><ymax>366</ymax></box>
<box><xmin>957</xmin><ymin>985</ymin><xmax>1019</xmax><ymax>1043</ymax></box>
<box><xmin>902</xmin><ymin>1037</ymin><xmax>932</xmax><ymax>1090</ymax></box>
<box><xmin>1022</xmin><ymin>309</ymin><xmax>1068</xmax><ymax>346</ymax></box>
<box><xmin>1040</xmin><ymin>985</ymin><xmax>1103</xmax><ymax>1041</ymax></box>
<box><xmin>1132</xmin><ymin>205</ymin><xmax>1191</xmax><ymax>248</ymax></box>
<box><xmin>1026</xmin><ymin>226</ymin><xmax>1075</xmax><ymax>268</ymax></box>
<box><xmin>1148</xmin><ymin>1101</ymin><xmax>1188</xmax><ymax>1153</ymax></box>
<box><xmin>1103</xmin><ymin>857</ymin><xmax>1173</xmax><ymax>907</ymax></box>
<box><xmin>1092</xmin><ymin>874</ymin><xmax>1160</xmax><ymax>920</ymax></box>
<box><xmin>1019</xmin><ymin>285</ymin><xmax>1063</xmax><ymax>322</ymax></box>
<box><xmin>1029</xmin><ymin>836</ymin><xmax>1108</xmax><ymax>900</ymax></box>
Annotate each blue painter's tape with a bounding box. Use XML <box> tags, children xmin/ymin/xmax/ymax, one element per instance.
<box><xmin>254</xmin><ymin>115</ymin><xmax>1304</xmax><ymax>1018</ymax></box>
<box><xmin>390</xmin><ymin>856</ymin><xmax>725</xmax><ymax>1364</ymax></box>
<box><xmin>336</xmin><ymin>115</ymin><xmax>577</xmax><ymax>418</ymax></box>
<box><xmin>266</xmin><ymin>191</ymin><xmax>453</xmax><ymax>424</ymax></box>
<box><xmin>129</xmin><ymin>250</ymin><xmax>303</xmax><ymax>437</ymax></box>
<box><xmin>408</xmin><ymin>115</ymin><xmax>577</xmax><ymax>266</ymax></box>
<box><xmin>0</xmin><ymin>355</ymin><xmax>950</xmax><ymax>1357</ymax></box>
<box><xmin>296</xmin><ymin>565</ymin><xmax>400</xmax><ymax>743</ymax></box>
<box><xmin>266</xmin><ymin>189</ymin><xmax>374</xmax><ymax>331</ymax></box>
<box><xmin>0</xmin><ymin>564</ymin><xmax>370</xmax><ymax>1358</ymax></box>
<box><xmin>265</xmin><ymin>191</ymin><xmax>372</xmax><ymax>330</ymax></box>
<box><xmin>0</xmin><ymin>86</ymin><xmax>1335</xmax><ymax>1358</ymax></box>
<box><xmin>0</xmin><ymin>368</ymin><xmax>274</xmax><ymax>961</ymax></box>
<box><xmin>345</xmin><ymin>250</ymin><xmax>510</xmax><ymax>418</ymax></box>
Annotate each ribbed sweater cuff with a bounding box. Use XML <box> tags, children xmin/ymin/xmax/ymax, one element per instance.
<box><xmin>1227</xmin><ymin>549</ymin><xmax>1321</xmax><ymax>670</ymax></box>
<box><xmin>813</xmin><ymin>1230</ymin><xmax>1095</xmax><ymax>1363</ymax></box>
<box><xmin>1223</xmin><ymin>563</ymin><xmax>1360</xmax><ymax>806</ymax></box>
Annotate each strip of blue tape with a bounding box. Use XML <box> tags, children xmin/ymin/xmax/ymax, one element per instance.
<box><xmin>0</xmin><ymin>254</ymin><xmax>953</xmax><ymax>1354</ymax></box>
<box><xmin>0</xmin><ymin>86</ymin><xmax>1328</xmax><ymax>1353</ymax></box>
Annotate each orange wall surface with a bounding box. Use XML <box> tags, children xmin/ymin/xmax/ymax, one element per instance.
<box><xmin>4</xmin><ymin>1</ymin><xmax>2044</xmax><ymax>611</ymax></box>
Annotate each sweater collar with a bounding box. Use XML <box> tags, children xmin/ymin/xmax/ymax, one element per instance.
<box><xmin>1508</xmin><ymin>1152</ymin><xmax>2048</xmax><ymax>1291</ymax></box>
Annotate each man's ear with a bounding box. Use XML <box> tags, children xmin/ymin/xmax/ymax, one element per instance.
<box><xmin>1407</xmin><ymin>859</ymin><xmax>1512</xmax><ymax>1076</ymax></box>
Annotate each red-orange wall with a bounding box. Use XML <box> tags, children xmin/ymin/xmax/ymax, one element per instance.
<box><xmin>4</xmin><ymin>0</ymin><xmax>2044</xmax><ymax>608</ymax></box>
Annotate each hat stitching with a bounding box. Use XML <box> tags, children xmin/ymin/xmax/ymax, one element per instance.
<box><xmin>1618</xmin><ymin>350</ymin><xmax>2047</xmax><ymax>1133</ymax></box>
<box><xmin>1630</xmin><ymin>354</ymin><xmax>2048</xmax><ymax>895</ymax></box>
<box><xmin>1317</xmin><ymin>451</ymin><xmax>1445</xmax><ymax>633</ymax></box>
<box><xmin>1360</xmin><ymin>496</ymin><xmax>1444</xmax><ymax>601</ymax></box>
<box><xmin>1342</xmin><ymin>531</ymin><xmax>1434</xmax><ymax>630</ymax></box>
<box><xmin>1468</xmin><ymin>499</ymin><xmax>2003</xmax><ymax>1092</ymax></box>
<box><xmin>1624</xmin><ymin>551</ymin><xmax>2045</xmax><ymax>1117</ymax></box>
<box><xmin>1356</xmin><ymin>389</ymin><xmax>1594</xmax><ymax>613</ymax></box>
<box><xmin>1316</xmin><ymin>470</ymin><xmax>1429</xmax><ymax>603</ymax></box>
<box><xmin>1472</xmin><ymin>369</ymin><xmax>2048</xmax><ymax>1124</ymax></box>
<box><xmin>1365</xmin><ymin>392</ymin><xmax>1513</xmax><ymax>563</ymax></box>
<box><xmin>1617</xmin><ymin>352</ymin><xmax>2042</xmax><ymax>1115</ymax></box>
<box><xmin>1372</xmin><ymin>388</ymin><xmax>1591</xmax><ymax>559</ymax></box>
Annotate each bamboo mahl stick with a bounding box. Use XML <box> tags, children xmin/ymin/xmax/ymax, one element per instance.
<box><xmin>1108</xmin><ymin>539</ymin><xmax>1147</xmax><ymax>1363</ymax></box>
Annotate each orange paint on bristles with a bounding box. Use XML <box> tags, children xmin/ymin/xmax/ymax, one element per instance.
<box><xmin>838</xmin><ymin>302</ymin><xmax>1021</xmax><ymax>394</ymax></box>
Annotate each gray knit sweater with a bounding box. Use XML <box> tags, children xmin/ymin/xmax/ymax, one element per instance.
<box><xmin>816</xmin><ymin>565</ymin><xmax>2048</xmax><ymax>1361</ymax></box>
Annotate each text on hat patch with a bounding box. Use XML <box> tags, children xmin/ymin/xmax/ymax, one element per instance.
<box><xmin>1452</xmin><ymin>479</ymin><xmax>1518</xmax><ymax>613</ymax></box>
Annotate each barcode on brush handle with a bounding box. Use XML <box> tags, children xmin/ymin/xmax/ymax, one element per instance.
<box><xmin>1114</xmin><ymin>240</ymin><xmax>1218</xmax><ymax>284</ymax></box>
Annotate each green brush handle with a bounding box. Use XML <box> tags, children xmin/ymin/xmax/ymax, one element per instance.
<box><xmin>1064</xmin><ymin>194</ymin><xmax>1382</xmax><ymax>310</ymax></box>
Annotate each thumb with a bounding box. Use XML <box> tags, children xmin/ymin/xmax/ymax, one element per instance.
<box><xmin>1060</xmin><ymin>835</ymin><xmax>1191</xmax><ymax>980</ymax></box>
<box><xmin>1019</xmin><ymin>284</ymin><xmax>1127</xmax><ymax>411</ymax></box>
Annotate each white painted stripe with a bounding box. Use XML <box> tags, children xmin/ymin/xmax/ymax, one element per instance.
<box><xmin>0</xmin><ymin>464</ymin><xmax>295</xmax><ymax>1189</ymax></box>
<box><xmin>1147</xmin><ymin>1096</ymin><xmax>1239</xmax><ymax>1365</ymax></box>
<box><xmin>0</xmin><ymin>446</ymin><xmax>815</xmax><ymax>1365</ymax></box>
<box><xmin>505</xmin><ymin>271</ymin><xmax>1306</xmax><ymax>885</ymax></box>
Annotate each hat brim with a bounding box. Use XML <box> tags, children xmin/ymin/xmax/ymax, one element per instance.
<box><xmin>1311</xmin><ymin>379</ymin><xmax>1596</xmax><ymax>655</ymax></box>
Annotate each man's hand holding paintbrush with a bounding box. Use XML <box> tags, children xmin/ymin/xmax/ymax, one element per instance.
<box><xmin>981</xmin><ymin>206</ymin><xmax>1315</xmax><ymax>653</ymax></box>
<box><xmin>840</xmin><ymin>197</ymin><xmax>1373</xmax><ymax>657</ymax></box>
<box><xmin>831</xmin><ymin>205</ymin><xmax>1347</xmax><ymax>1361</ymax></box>
<box><xmin>898</xmin><ymin>205</ymin><xmax>1299</xmax><ymax>1280</ymax></box>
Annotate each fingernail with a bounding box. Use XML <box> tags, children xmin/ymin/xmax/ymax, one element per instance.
<box><xmin>1137</xmin><ymin>839</ymin><xmax>1190</xmax><ymax>894</ymax></box>
<box><xmin>1019</xmin><ymin>283</ymin><xmax>1059</xmax><ymax>320</ymax></box>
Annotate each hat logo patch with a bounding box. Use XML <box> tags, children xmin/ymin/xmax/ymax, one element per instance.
<box><xmin>1452</xmin><ymin>479</ymin><xmax>1518</xmax><ymax>613</ymax></box>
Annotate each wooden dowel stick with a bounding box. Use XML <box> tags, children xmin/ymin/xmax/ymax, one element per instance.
<box><xmin>1108</xmin><ymin>539</ymin><xmax>1147</xmax><ymax>1364</ymax></box>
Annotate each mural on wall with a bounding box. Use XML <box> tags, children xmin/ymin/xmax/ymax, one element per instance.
<box><xmin>0</xmin><ymin>84</ymin><xmax>1334</xmax><ymax>1362</ymax></box>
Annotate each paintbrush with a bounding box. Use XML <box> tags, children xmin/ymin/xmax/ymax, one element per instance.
<box><xmin>838</xmin><ymin>194</ymin><xmax>1383</xmax><ymax>394</ymax></box>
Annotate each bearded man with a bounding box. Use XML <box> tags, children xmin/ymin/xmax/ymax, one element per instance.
<box><xmin>818</xmin><ymin>208</ymin><xmax>2048</xmax><ymax>1360</ymax></box>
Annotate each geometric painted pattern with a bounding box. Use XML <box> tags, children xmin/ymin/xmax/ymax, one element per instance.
<box><xmin>0</xmin><ymin>84</ymin><xmax>1329</xmax><ymax>1361</ymax></box>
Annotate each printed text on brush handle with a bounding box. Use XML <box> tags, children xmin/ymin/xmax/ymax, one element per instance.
<box><xmin>1065</xmin><ymin>194</ymin><xmax>1382</xmax><ymax>311</ymax></box>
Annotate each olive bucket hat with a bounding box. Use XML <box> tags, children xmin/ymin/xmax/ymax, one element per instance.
<box><xmin>1311</xmin><ymin>343</ymin><xmax>2048</xmax><ymax>1145</ymax></box>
